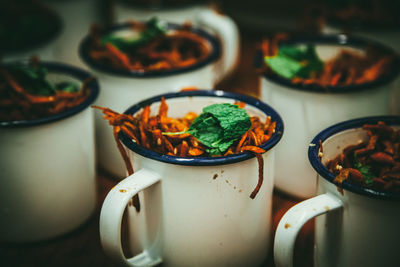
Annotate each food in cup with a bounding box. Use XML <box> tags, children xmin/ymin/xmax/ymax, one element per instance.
<box><xmin>0</xmin><ymin>58</ymin><xmax>92</xmax><ymax>121</ymax></box>
<box><xmin>261</xmin><ymin>34</ymin><xmax>398</xmax><ymax>87</ymax></box>
<box><xmin>94</xmin><ymin>99</ymin><xmax>277</xmax><ymax>199</ymax></box>
<box><xmin>326</xmin><ymin>121</ymin><xmax>400</xmax><ymax>193</ymax></box>
<box><xmin>86</xmin><ymin>17</ymin><xmax>212</xmax><ymax>72</ymax></box>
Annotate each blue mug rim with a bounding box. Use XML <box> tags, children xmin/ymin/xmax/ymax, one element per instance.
<box><xmin>0</xmin><ymin>61</ymin><xmax>99</xmax><ymax>128</ymax></box>
<box><xmin>79</xmin><ymin>22</ymin><xmax>221</xmax><ymax>78</ymax></box>
<box><xmin>256</xmin><ymin>34</ymin><xmax>400</xmax><ymax>94</ymax></box>
<box><xmin>308</xmin><ymin>115</ymin><xmax>400</xmax><ymax>201</ymax></box>
<box><xmin>119</xmin><ymin>90</ymin><xmax>284</xmax><ymax>166</ymax></box>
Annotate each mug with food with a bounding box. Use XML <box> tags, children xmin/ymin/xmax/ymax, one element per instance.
<box><xmin>274</xmin><ymin>116</ymin><xmax>400</xmax><ymax>267</ymax></box>
<box><xmin>79</xmin><ymin>18</ymin><xmax>236</xmax><ymax>178</ymax></box>
<box><xmin>0</xmin><ymin>59</ymin><xmax>99</xmax><ymax>242</ymax></box>
<box><xmin>317</xmin><ymin>0</ymin><xmax>400</xmax><ymax>54</ymax></box>
<box><xmin>113</xmin><ymin>0</ymin><xmax>240</xmax><ymax>78</ymax></box>
<box><xmin>1</xmin><ymin>0</ymin><xmax>62</xmax><ymax>62</ymax></box>
<box><xmin>257</xmin><ymin>33</ymin><xmax>400</xmax><ymax>198</ymax></box>
<box><xmin>97</xmin><ymin>90</ymin><xmax>283</xmax><ymax>266</ymax></box>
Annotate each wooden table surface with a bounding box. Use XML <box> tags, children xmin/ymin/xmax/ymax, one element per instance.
<box><xmin>0</xmin><ymin>32</ymin><xmax>314</xmax><ymax>267</ymax></box>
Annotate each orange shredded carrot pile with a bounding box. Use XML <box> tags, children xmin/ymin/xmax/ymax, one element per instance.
<box><xmin>87</xmin><ymin>22</ymin><xmax>211</xmax><ymax>72</ymax></box>
<box><xmin>93</xmin><ymin>98</ymin><xmax>277</xmax><ymax>199</ymax></box>
<box><xmin>0</xmin><ymin>63</ymin><xmax>91</xmax><ymax>122</ymax></box>
<box><xmin>261</xmin><ymin>37</ymin><xmax>397</xmax><ymax>87</ymax></box>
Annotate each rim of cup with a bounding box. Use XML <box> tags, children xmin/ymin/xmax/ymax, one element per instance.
<box><xmin>2</xmin><ymin>6</ymin><xmax>63</xmax><ymax>54</ymax></box>
<box><xmin>256</xmin><ymin>34</ymin><xmax>400</xmax><ymax>94</ymax></box>
<box><xmin>79</xmin><ymin>22</ymin><xmax>221</xmax><ymax>78</ymax></box>
<box><xmin>119</xmin><ymin>90</ymin><xmax>284</xmax><ymax>166</ymax></box>
<box><xmin>0</xmin><ymin>61</ymin><xmax>99</xmax><ymax>128</ymax></box>
<box><xmin>308</xmin><ymin>115</ymin><xmax>400</xmax><ymax>201</ymax></box>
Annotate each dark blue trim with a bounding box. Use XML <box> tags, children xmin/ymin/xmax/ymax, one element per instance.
<box><xmin>79</xmin><ymin>22</ymin><xmax>221</xmax><ymax>78</ymax></box>
<box><xmin>257</xmin><ymin>34</ymin><xmax>400</xmax><ymax>94</ymax></box>
<box><xmin>308</xmin><ymin>116</ymin><xmax>400</xmax><ymax>201</ymax></box>
<box><xmin>0</xmin><ymin>61</ymin><xmax>99</xmax><ymax>128</ymax></box>
<box><xmin>119</xmin><ymin>90</ymin><xmax>284</xmax><ymax>166</ymax></box>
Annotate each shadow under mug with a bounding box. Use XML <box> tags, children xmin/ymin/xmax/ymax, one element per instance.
<box><xmin>258</xmin><ymin>34</ymin><xmax>400</xmax><ymax>199</ymax></box>
<box><xmin>80</xmin><ymin>20</ymin><xmax>237</xmax><ymax>178</ymax></box>
<box><xmin>0</xmin><ymin>62</ymin><xmax>99</xmax><ymax>242</ymax></box>
<box><xmin>274</xmin><ymin>116</ymin><xmax>400</xmax><ymax>267</ymax></box>
<box><xmin>99</xmin><ymin>90</ymin><xmax>284</xmax><ymax>266</ymax></box>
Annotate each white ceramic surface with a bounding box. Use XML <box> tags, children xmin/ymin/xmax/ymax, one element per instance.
<box><xmin>0</xmin><ymin>63</ymin><xmax>99</xmax><ymax>242</ymax></box>
<box><xmin>80</xmin><ymin>22</ymin><xmax>234</xmax><ymax>178</ymax></box>
<box><xmin>274</xmin><ymin>118</ymin><xmax>400</xmax><ymax>267</ymax></box>
<box><xmin>260</xmin><ymin>40</ymin><xmax>399</xmax><ymax>199</ymax></box>
<box><xmin>43</xmin><ymin>0</ymin><xmax>102</xmax><ymax>68</ymax></box>
<box><xmin>99</xmin><ymin>91</ymin><xmax>283</xmax><ymax>266</ymax></box>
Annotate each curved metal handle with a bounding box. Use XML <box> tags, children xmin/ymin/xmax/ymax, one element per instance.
<box><xmin>196</xmin><ymin>9</ymin><xmax>240</xmax><ymax>83</ymax></box>
<box><xmin>274</xmin><ymin>193</ymin><xmax>343</xmax><ymax>267</ymax></box>
<box><xmin>100</xmin><ymin>169</ymin><xmax>162</xmax><ymax>266</ymax></box>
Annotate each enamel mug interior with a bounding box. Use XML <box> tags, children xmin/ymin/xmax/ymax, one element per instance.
<box><xmin>79</xmin><ymin>23</ymin><xmax>222</xmax><ymax>178</ymax></box>
<box><xmin>0</xmin><ymin>62</ymin><xmax>99</xmax><ymax>242</ymax></box>
<box><xmin>274</xmin><ymin>116</ymin><xmax>400</xmax><ymax>267</ymax></box>
<box><xmin>99</xmin><ymin>90</ymin><xmax>284</xmax><ymax>267</ymax></box>
<box><xmin>260</xmin><ymin>34</ymin><xmax>400</xmax><ymax>199</ymax></box>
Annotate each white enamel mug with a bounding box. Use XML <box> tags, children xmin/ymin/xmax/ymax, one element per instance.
<box><xmin>274</xmin><ymin>116</ymin><xmax>400</xmax><ymax>267</ymax></box>
<box><xmin>2</xmin><ymin>6</ymin><xmax>62</xmax><ymax>62</ymax></box>
<box><xmin>99</xmin><ymin>90</ymin><xmax>284</xmax><ymax>266</ymax></box>
<box><xmin>0</xmin><ymin>62</ymin><xmax>99</xmax><ymax>242</ymax></box>
<box><xmin>42</xmin><ymin>0</ymin><xmax>102</xmax><ymax>68</ymax></box>
<box><xmin>113</xmin><ymin>4</ymin><xmax>240</xmax><ymax>79</ymax></box>
<box><xmin>80</xmin><ymin>22</ymin><xmax>235</xmax><ymax>178</ymax></box>
<box><xmin>259</xmin><ymin>34</ymin><xmax>400</xmax><ymax>198</ymax></box>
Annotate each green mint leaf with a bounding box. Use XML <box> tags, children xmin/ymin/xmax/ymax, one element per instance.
<box><xmin>8</xmin><ymin>64</ymin><xmax>56</xmax><ymax>96</ymax></box>
<box><xmin>188</xmin><ymin>103</ymin><xmax>251</xmax><ymax>155</ymax></box>
<box><xmin>265</xmin><ymin>44</ymin><xmax>324</xmax><ymax>79</ymax></box>
<box><xmin>162</xmin><ymin>103</ymin><xmax>251</xmax><ymax>156</ymax></box>
<box><xmin>353</xmin><ymin>154</ymin><xmax>375</xmax><ymax>186</ymax></box>
<box><xmin>187</xmin><ymin>113</ymin><xmax>223</xmax><ymax>148</ymax></box>
<box><xmin>101</xmin><ymin>17</ymin><xmax>167</xmax><ymax>52</ymax></box>
<box><xmin>55</xmin><ymin>82</ymin><xmax>80</xmax><ymax>93</ymax></box>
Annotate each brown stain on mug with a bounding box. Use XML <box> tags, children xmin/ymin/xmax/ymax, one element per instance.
<box><xmin>284</xmin><ymin>223</ymin><xmax>291</xmax><ymax>229</ymax></box>
<box><xmin>213</xmin><ymin>174</ymin><xmax>218</xmax><ymax>179</ymax></box>
<box><xmin>119</xmin><ymin>189</ymin><xmax>127</xmax><ymax>193</ymax></box>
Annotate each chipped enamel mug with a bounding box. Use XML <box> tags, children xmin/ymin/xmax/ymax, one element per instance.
<box><xmin>258</xmin><ymin>34</ymin><xmax>400</xmax><ymax>198</ymax></box>
<box><xmin>0</xmin><ymin>62</ymin><xmax>99</xmax><ymax>242</ymax></box>
<box><xmin>99</xmin><ymin>90</ymin><xmax>283</xmax><ymax>267</ymax></box>
<box><xmin>274</xmin><ymin>116</ymin><xmax>400</xmax><ymax>267</ymax></box>
<box><xmin>79</xmin><ymin>21</ymin><xmax>238</xmax><ymax>178</ymax></box>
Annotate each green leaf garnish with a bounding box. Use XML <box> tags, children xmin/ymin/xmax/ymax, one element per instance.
<box><xmin>265</xmin><ymin>44</ymin><xmax>324</xmax><ymax>79</ymax></box>
<box><xmin>353</xmin><ymin>153</ymin><xmax>375</xmax><ymax>186</ymax></box>
<box><xmin>55</xmin><ymin>82</ymin><xmax>80</xmax><ymax>93</ymax></box>
<box><xmin>101</xmin><ymin>17</ymin><xmax>167</xmax><ymax>52</ymax></box>
<box><xmin>163</xmin><ymin>103</ymin><xmax>252</xmax><ymax>156</ymax></box>
<box><xmin>7</xmin><ymin>63</ymin><xmax>80</xmax><ymax>96</ymax></box>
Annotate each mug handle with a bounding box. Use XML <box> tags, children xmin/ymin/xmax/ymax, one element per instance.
<box><xmin>100</xmin><ymin>169</ymin><xmax>162</xmax><ymax>266</ymax></box>
<box><xmin>196</xmin><ymin>9</ymin><xmax>240</xmax><ymax>83</ymax></box>
<box><xmin>274</xmin><ymin>193</ymin><xmax>344</xmax><ymax>267</ymax></box>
